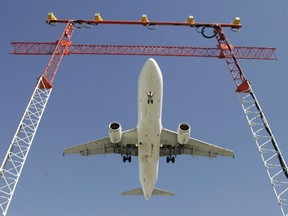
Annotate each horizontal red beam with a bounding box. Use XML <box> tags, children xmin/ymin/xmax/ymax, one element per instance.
<box><xmin>10</xmin><ymin>42</ymin><xmax>277</xmax><ymax>60</ymax></box>
<box><xmin>47</xmin><ymin>19</ymin><xmax>241</xmax><ymax>29</ymax></box>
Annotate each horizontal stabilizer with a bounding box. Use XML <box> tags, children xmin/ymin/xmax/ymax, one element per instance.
<box><xmin>121</xmin><ymin>188</ymin><xmax>144</xmax><ymax>196</ymax></box>
<box><xmin>121</xmin><ymin>188</ymin><xmax>174</xmax><ymax>197</ymax></box>
<box><xmin>152</xmin><ymin>188</ymin><xmax>174</xmax><ymax>196</ymax></box>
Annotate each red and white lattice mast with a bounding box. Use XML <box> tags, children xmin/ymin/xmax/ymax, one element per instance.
<box><xmin>0</xmin><ymin>13</ymin><xmax>286</xmax><ymax>216</ymax></box>
<box><xmin>0</xmin><ymin>21</ymin><xmax>75</xmax><ymax>216</ymax></box>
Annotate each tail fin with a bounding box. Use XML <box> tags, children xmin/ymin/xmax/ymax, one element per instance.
<box><xmin>121</xmin><ymin>188</ymin><xmax>174</xmax><ymax>197</ymax></box>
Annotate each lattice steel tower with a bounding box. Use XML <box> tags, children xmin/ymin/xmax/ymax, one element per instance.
<box><xmin>0</xmin><ymin>13</ymin><xmax>287</xmax><ymax>216</ymax></box>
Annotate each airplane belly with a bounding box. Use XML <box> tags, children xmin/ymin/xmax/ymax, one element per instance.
<box><xmin>136</xmin><ymin>58</ymin><xmax>163</xmax><ymax>199</ymax></box>
<box><xmin>138</xmin><ymin>138</ymin><xmax>160</xmax><ymax>199</ymax></box>
<box><xmin>137</xmin><ymin>106</ymin><xmax>161</xmax><ymax>199</ymax></box>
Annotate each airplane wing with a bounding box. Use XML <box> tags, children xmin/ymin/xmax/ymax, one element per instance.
<box><xmin>160</xmin><ymin>128</ymin><xmax>234</xmax><ymax>158</ymax></box>
<box><xmin>64</xmin><ymin>129</ymin><xmax>138</xmax><ymax>156</ymax></box>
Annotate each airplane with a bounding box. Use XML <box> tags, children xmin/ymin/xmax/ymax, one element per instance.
<box><xmin>63</xmin><ymin>58</ymin><xmax>234</xmax><ymax>200</ymax></box>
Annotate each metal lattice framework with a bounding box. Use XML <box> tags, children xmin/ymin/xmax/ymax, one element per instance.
<box><xmin>215</xmin><ymin>26</ymin><xmax>288</xmax><ymax>216</ymax></box>
<box><xmin>10</xmin><ymin>42</ymin><xmax>277</xmax><ymax>60</ymax></box>
<box><xmin>240</xmin><ymin>91</ymin><xmax>288</xmax><ymax>213</ymax></box>
<box><xmin>0</xmin><ymin>78</ymin><xmax>52</xmax><ymax>215</ymax></box>
<box><xmin>0</xmin><ymin>14</ymin><xmax>287</xmax><ymax>216</ymax></box>
<box><xmin>0</xmin><ymin>22</ymin><xmax>75</xmax><ymax>216</ymax></box>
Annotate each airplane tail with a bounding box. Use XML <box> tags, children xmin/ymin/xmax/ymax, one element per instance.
<box><xmin>121</xmin><ymin>188</ymin><xmax>174</xmax><ymax>197</ymax></box>
<box><xmin>152</xmin><ymin>188</ymin><xmax>174</xmax><ymax>196</ymax></box>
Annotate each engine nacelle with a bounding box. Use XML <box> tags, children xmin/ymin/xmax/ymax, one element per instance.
<box><xmin>177</xmin><ymin>123</ymin><xmax>191</xmax><ymax>144</ymax></box>
<box><xmin>109</xmin><ymin>122</ymin><xmax>122</xmax><ymax>143</ymax></box>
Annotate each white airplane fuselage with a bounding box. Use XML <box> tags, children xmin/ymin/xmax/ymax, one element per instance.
<box><xmin>137</xmin><ymin>58</ymin><xmax>163</xmax><ymax>200</ymax></box>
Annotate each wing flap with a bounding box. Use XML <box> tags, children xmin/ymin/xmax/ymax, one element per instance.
<box><xmin>64</xmin><ymin>137</ymin><xmax>114</xmax><ymax>156</ymax></box>
<box><xmin>160</xmin><ymin>128</ymin><xmax>234</xmax><ymax>158</ymax></box>
<box><xmin>64</xmin><ymin>129</ymin><xmax>138</xmax><ymax>156</ymax></box>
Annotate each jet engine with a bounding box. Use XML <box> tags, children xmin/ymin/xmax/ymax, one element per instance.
<box><xmin>177</xmin><ymin>123</ymin><xmax>191</xmax><ymax>144</ymax></box>
<box><xmin>109</xmin><ymin>122</ymin><xmax>122</xmax><ymax>143</ymax></box>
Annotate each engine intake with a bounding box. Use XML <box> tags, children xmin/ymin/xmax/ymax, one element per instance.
<box><xmin>177</xmin><ymin>123</ymin><xmax>191</xmax><ymax>144</ymax></box>
<box><xmin>109</xmin><ymin>122</ymin><xmax>122</xmax><ymax>143</ymax></box>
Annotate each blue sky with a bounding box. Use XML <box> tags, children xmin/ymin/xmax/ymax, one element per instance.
<box><xmin>1</xmin><ymin>1</ymin><xmax>288</xmax><ymax>215</ymax></box>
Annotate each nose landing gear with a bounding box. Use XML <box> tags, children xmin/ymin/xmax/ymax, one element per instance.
<box><xmin>147</xmin><ymin>91</ymin><xmax>154</xmax><ymax>104</ymax></box>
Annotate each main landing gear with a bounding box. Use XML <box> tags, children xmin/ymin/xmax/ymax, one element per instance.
<box><xmin>123</xmin><ymin>155</ymin><xmax>132</xmax><ymax>163</ymax></box>
<box><xmin>166</xmin><ymin>156</ymin><xmax>175</xmax><ymax>164</ymax></box>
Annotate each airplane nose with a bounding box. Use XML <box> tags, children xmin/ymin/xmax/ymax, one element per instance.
<box><xmin>143</xmin><ymin>58</ymin><xmax>158</xmax><ymax>72</ymax></box>
<box><xmin>146</xmin><ymin>58</ymin><xmax>157</xmax><ymax>65</ymax></box>
<box><xmin>140</xmin><ymin>58</ymin><xmax>162</xmax><ymax>80</ymax></box>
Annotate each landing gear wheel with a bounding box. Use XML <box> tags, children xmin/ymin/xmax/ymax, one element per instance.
<box><xmin>123</xmin><ymin>156</ymin><xmax>127</xmax><ymax>163</ymax></box>
<box><xmin>166</xmin><ymin>156</ymin><xmax>169</xmax><ymax>163</ymax></box>
<box><xmin>123</xmin><ymin>155</ymin><xmax>131</xmax><ymax>163</ymax></box>
<box><xmin>166</xmin><ymin>156</ymin><xmax>175</xmax><ymax>163</ymax></box>
<box><xmin>171</xmin><ymin>156</ymin><xmax>175</xmax><ymax>163</ymax></box>
<box><xmin>147</xmin><ymin>99</ymin><xmax>153</xmax><ymax>104</ymax></box>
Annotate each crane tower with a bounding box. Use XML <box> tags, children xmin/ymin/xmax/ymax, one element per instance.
<box><xmin>0</xmin><ymin>13</ymin><xmax>287</xmax><ymax>216</ymax></box>
<box><xmin>0</xmin><ymin>22</ymin><xmax>75</xmax><ymax>216</ymax></box>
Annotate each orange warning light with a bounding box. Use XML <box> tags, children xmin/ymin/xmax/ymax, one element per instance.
<box><xmin>94</xmin><ymin>13</ymin><xmax>103</xmax><ymax>21</ymax></box>
<box><xmin>47</xmin><ymin>12</ymin><xmax>57</xmax><ymax>21</ymax></box>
